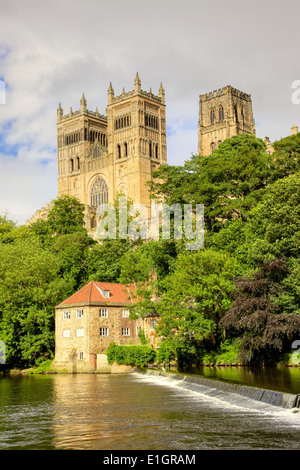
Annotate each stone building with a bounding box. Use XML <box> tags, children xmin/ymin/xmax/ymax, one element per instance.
<box><xmin>264</xmin><ymin>136</ymin><xmax>274</xmax><ymax>155</ymax></box>
<box><xmin>55</xmin><ymin>73</ymin><xmax>167</xmax><ymax>233</ymax></box>
<box><xmin>53</xmin><ymin>280</ymin><xmax>159</xmax><ymax>372</ymax></box>
<box><xmin>291</xmin><ymin>124</ymin><xmax>299</xmax><ymax>136</ymax></box>
<box><xmin>198</xmin><ymin>85</ymin><xmax>256</xmax><ymax>156</ymax></box>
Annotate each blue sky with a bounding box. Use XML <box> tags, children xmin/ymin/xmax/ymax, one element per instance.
<box><xmin>0</xmin><ymin>0</ymin><xmax>300</xmax><ymax>224</ymax></box>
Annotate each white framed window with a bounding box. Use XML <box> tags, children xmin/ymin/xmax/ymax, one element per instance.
<box><xmin>63</xmin><ymin>311</ymin><xmax>70</xmax><ymax>319</ymax></box>
<box><xmin>149</xmin><ymin>320</ymin><xmax>156</xmax><ymax>329</ymax></box>
<box><xmin>122</xmin><ymin>328</ymin><xmax>130</xmax><ymax>336</ymax></box>
<box><xmin>76</xmin><ymin>309</ymin><xmax>83</xmax><ymax>318</ymax></box>
<box><xmin>100</xmin><ymin>308</ymin><xmax>108</xmax><ymax>317</ymax></box>
<box><xmin>100</xmin><ymin>327</ymin><xmax>109</xmax><ymax>336</ymax></box>
<box><xmin>78</xmin><ymin>351</ymin><xmax>84</xmax><ymax>360</ymax></box>
<box><xmin>62</xmin><ymin>329</ymin><xmax>70</xmax><ymax>338</ymax></box>
<box><xmin>136</xmin><ymin>326</ymin><xmax>142</xmax><ymax>335</ymax></box>
<box><xmin>77</xmin><ymin>328</ymin><xmax>84</xmax><ymax>337</ymax></box>
<box><xmin>122</xmin><ymin>309</ymin><xmax>130</xmax><ymax>318</ymax></box>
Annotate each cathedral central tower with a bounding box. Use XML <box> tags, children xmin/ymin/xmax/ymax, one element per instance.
<box><xmin>198</xmin><ymin>85</ymin><xmax>255</xmax><ymax>156</ymax></box>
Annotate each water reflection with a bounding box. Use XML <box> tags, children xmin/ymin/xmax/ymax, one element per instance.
<box><xmin>0</xmin><ymin>373</ymin><xmax>300</xmax><ymax>450</ymax></box>
<box><xmin>178</xmin><ymin>366</ymin><xmax>300</xmax><ymax>394</ymax></box>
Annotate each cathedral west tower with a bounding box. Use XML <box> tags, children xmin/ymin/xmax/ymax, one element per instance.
<box><xmin>56</xmin><ymin>74</ymin><xmax>167</xmax><ymax>232</ymax></box>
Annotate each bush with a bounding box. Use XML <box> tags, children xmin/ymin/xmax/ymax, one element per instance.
<box><xmin>157</xmin><ymin>341</ymin><xmax>176</xmax><ymax>365</ymax></box>
<box><xmin>215</xmin><ymin>339</ymin><xmax>241</xmax><ymax>364</ymax></box>
<box><xmin>26</xmin><ymin>359</ymin><xmax>53</xmax><ymax>374</ymax></box>
<box><xmin>197</xmin><ymin>340</ymin><xmax>241</xmax><ymax>366</ymax></box>
<box><xmin>106</xmin><ymin>343</ymin><xmax>157</xmax><ymax>367</ymax></box>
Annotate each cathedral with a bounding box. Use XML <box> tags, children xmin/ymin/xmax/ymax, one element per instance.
<box><xmin>28</xmin><ymin>77</ymin><xmax>257</xmax><ymax>232</ymax></box>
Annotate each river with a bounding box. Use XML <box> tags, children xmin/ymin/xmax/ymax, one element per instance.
<box><xmin>0</xmin><ymin>369</ymin><xmax>300</xmax><ymax>450</ymax></box>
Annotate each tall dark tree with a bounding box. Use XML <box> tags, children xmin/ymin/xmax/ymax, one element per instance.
<box><xmin>220</xmin><ymin>259</ymin><xmax>300</xmax><ymax>365</ymax></box>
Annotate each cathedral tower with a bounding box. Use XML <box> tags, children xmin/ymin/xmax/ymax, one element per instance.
<box><xmin>106</xmin><ymin>73</ymin><xmax>167</xmax><ymax>209</ymax></box>
<box><xmin>198</xmin><ymin>85</ymin><xmax>255</xmax><ymax>156</ymax></box>
<box><xmin>56</xmin><ymin>74</ymin><xmax>167</xmax><ymax>232</ymax></box>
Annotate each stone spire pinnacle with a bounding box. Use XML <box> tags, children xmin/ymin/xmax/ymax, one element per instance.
<box><xmin>108</xmin><ymin>82</ymin><xmax>114</xmax><ymax>104</ymax></box>
<box><xmin>80</xmin><ymin>92</ymin><xmax>87</xmax><ymax>112</ymax></box>
<box><xmin>57</xmin><ymin>102</ymin><xmax>63</xmax><ymax>122</ymax></box>
<box><xmin>158</xmin><ymin>82</ymin><xmax>165</xmax><ymax>103</ymax></box>
<box><xmin>134</xmin><ymin>72</ymin><xmax>141</xmax><ymax>92</ymax></box>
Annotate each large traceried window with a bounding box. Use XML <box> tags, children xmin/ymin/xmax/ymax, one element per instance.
<box><xmin>90</xmin><ymin>176</ymin><xmax>108</xmax><ymax>208</ymax></box>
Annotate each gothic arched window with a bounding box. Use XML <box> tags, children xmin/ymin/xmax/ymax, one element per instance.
<box><xmin>211</xmin><ymin>142</ymin><xmax>215</xmax><ymax>153</ymax></box>
<box><xmin>219</xmin><ymin>106</ymin><xmax>224</xmax><ymax>121</ymax></box>
<box><xmin>90</xmin><ymin>176</ymin><xmax>108</xmax><ymax>208</ymax></box>
<box><xmin>210</xmin><ymin>108</ymin><xmax>215</xmax><ymax>124</ymax></box>
<box><xmin>234</xmin><ymin>106</ymin><xmax>239</xmax><ymax>122</ymax></box>
<box><xmin>117</xmin><ymin>144</ymin><xmax>121</xmax><ymax>159</ymax></box>
<box><xmin>90</xmin><ymin>216</ymin><xmax>97</xmax><ymax>229</ymax></box>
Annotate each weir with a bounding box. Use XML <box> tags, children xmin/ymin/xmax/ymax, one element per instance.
<box><xmin>135</xmin><ymin>369</ymin><xmax>300</xmax><ymax>409</ymax></box>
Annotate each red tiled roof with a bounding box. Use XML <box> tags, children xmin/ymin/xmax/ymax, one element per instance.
<box><xmin>56</xmin><ymin>281</ymin><xmax>138</xmax><ymax>307</ymax></box>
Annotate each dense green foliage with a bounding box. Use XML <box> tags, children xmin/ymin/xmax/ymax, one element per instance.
<box><xmin>47</xmin><ymin>195</ymin><xmax>86</xmax><ymax>235</ymax></box>
<box><xmin>105</xmin><ymin>342</ymin><xmax>157</xmax><ymax>367</ymax></box>
<box><xmin>0</xmin><ymin>236</ymin><xmax>69</xmax><ymax>367</ymax></box>
<box><xmin>1</xmin><ymin>132</ymin><xmax>300</xmax><ymax>369</ymax></box>
<box><xmin>142</xmin><ymin>133</ymin><xmax>300</xmax><ymax>365</ymax></box>
<box><xmin>151</xmin><ymin>249</ymin><xmax>238</xmax><ymax>366</ymax></box>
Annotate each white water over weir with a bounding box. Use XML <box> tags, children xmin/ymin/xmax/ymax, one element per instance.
<box><xmin>134</xmin><ymin>369</ymin><xmax>300</xmax><ymax>410</ymax></box>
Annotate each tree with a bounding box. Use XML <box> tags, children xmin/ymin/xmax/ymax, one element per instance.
<box><xmin>118</xmin><ymin>249</ymin><xmax>154</xmax><ymax>285</ymax></box>
<box><xmin>51</xmin><ymin>231</ymin><xmax>93</xmax><ymax>292</ymax></box>
<box><xmin>220</xmin><ymin>259</ymin><xmax>300</xmax><ymax>365</ymax></box>
<box><xmin>0</xmin><ymin>213</ymin><xmax>16</xmax><ymax>240</ymax></box>
<box><xmin>149</xmin><ymin>134</ymin><xmax>272</xmax><ymax>233</ymax></box>
<box><xmin>0</xmin><ymin>238</ymin><xmax>68</xmax><ymax>367</ymax></box>
<box><xmin>47</xmin><ymin>195</ymin><xmax>86</xmax><ymax>235</ymax></box>
<box><xmin>239</xmin><ymin>173</ymin><xmax>300</xmax><ymax>267</ymax></box>
<box><xmin>142</xmin><ymin>249</ymin><xmax>238</xmax><ymax>366</ymax></box>
<box><xmin>269</xmin><ymin>132</ymin><xmax>300</xmax><ymax>182</ymax></box>
<box><xmin>87</xmin><ymin>238</ymin><xmax>131</xmax><ymax>283</ymax></box>
<box><xmin>117</xmin><ymin>239</ymin><xmax>177</xmax><ymax>287</ymax></box>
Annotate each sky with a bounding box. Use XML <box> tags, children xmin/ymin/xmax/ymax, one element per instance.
<box><xmin>0</xmin><ymin>0</ymin><xmax>299</xmax><ymax>224</ymax></box>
